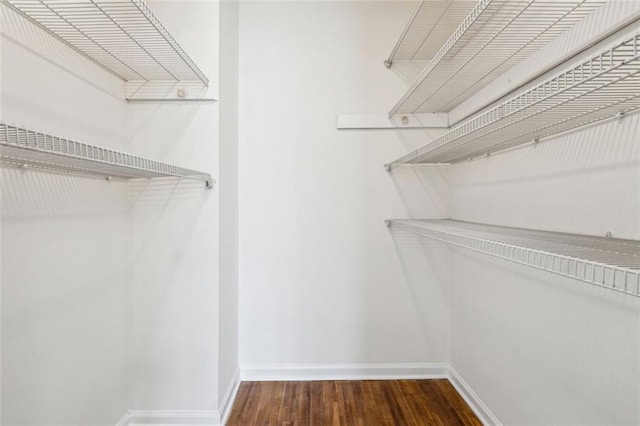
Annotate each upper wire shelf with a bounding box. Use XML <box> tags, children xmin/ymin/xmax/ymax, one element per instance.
<box><xmin>386</xmin><ymin>32</ymin><xmax>640</xmax><ymax>169</ymax></box>
<box><xmin>389</xmin><ymin>0</ymin><xmax>606</xmax><ymax>115</ymax></box>
<box><xmin>1</xmin><ymin>0</ymin><xmax>210</xmax><ymax>100</ymax></box>
<box><xmin>387</xmin><ymin>219</ymin><xmax>640</xmax><ymax>298</ymax></box>
<box><xmin>385</xmin><ymin>0</ymin><xmax>477</xmax><ymax>66</ymax></box>
<box><xmin>0</xmin><ymin>122</ymin><xmax>214</xmax><ymax>188</ymax></box>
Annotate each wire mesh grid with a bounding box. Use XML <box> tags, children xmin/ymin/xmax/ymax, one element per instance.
<box><xmin>387</xmin><ymin>32</ymin><xmax>640</xmax><ymax>168</ymax></box>
<box><xmin>388</xmin><ymin>219</ymin><xmax>640</xmax><ymax>297</ymax></box>
<box><xmin>386</xmin><ymin>0</ymin><xmax>477</xmax><ymax>64</ymax></box>
<box><xmin>1</xmin><ymin>0</ymin><xmax>208</xmax><ymax>84</ymax></box>
<box><xmin>0</xmin><ymin>122</ymin><xmax>213</xmax><ymax>186</ymax></box>
<box><xmin>390</xmin><ymin>0</ymin><xmax>606</xmax><ymax>114</ymax></box>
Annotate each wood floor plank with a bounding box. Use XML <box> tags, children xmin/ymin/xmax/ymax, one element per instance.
<box><xmin>227</xmin><ymin>379</ymin><xmax>481</xmax><ymax>426</ymax></box>
<box><xmin>309</xmin><ymin>381</ymin><xmax>323</xmax><ymax>426</ymax></box>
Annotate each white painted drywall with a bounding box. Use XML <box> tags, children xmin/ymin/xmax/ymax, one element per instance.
<box><xmin>238</xmin><ymin>1</ymin><xmax>450</xmax><ymax>369</ymax></box>
<box><xmin>441</xmin><ymin>19</ymin><xmax>640</xmax><ymax>426</ymax></box>
<box><xmin>1</xmin><ymin>0</ymin><xmax>223</xmax><ymax>421</ymax></box>
<box><xmin>3</xmin><ymin>0</ymin><xmax>637</xmax><ymax>424</ymax></box>
<box><xmin>126</xmin><ymin>0</ymin><xmax>221</xmax><ymax>412</ymax></box>
<box><xmin>448</xmin><ymin>246</ymin><xmax>640</xmax><ymax>425</ymax></box>
<box><xmin>219</xmin><ymin>0</ymin><xmax>241</xmax><ymax>411</ymax></box>
<box><xmin>238</xmin><ymin>1</ymin><xmax>639</xmax><ymax>424</ymax></box>
<box><xmin>0</xmin><ymin>4</ymin><xmax>129</xmax><ymax>423</ymax></box>
<box><xmin>443</xmin><ymin>112</ymin><xmax>640</xmax><ymax>425</ymax></box>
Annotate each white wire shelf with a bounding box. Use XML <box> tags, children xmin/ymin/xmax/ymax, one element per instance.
<box><xmin>387</xmin><ymin>219</ymin><xmax>640</xmax><ymax>298</ymax></box>
<box><xmin>1</xmin><ymin>0</ymin><xmax>209</xmax><ymax>99</ymax></box>
<box><xmin>0</xmin><ymin>122</ymin><xmax>214</xmax><ymax>188</ymax></box>
<box><xmin>390</xmin><ymin>0</ymin><xmax>606</xmax><ymax>115</ymax></box>
<box><xmin>385</xmin><ymin>0</ymin><xmax>477</xmax><ymax>66</ymax></box>
<box><xmin>386</xmin><ymin>32</ymin><xmax>640</xmax><ymax>169</ymax></box>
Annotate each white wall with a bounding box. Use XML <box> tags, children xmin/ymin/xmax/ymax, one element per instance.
<box><xmin>126</xmin><ymin>0</ymin><xmax>220</xmax><ymax>413</ymax></box>
<box><xmin>448</xmin><ymin>247</ymin><xmax>640</xmax><ymax>425</ymax></box>
<box><xmin>1</xmin><ymin>0</ymin><xmax>222</xmax><ymax>422</ymax></box>
<box><xmin>1</xmin><ymin>4</ymin><xmax>129</xmax><ymax>423</ymax></box>
<box><xmin>363</xmin><ymin>13</ymin><xmax>640</xmax><ymax>426</ymax></box>
<box><xmin>440</xmin><ymin>19</ymin><xmax>640</xmax><ymax>425</ymax></box>
<box><xmin>219</xmin><ymin>0</ymin><xmax>240</xmax><ymax>414</ymax></box>
<box><xmin>443</xmin><ymin>111</ymin><xmax>640</xmax><ymax>426</ymax></box>
<box><xmin>238</xmin><ymin>1</ymin><xmax>639</xmax><ymax>424</ymax></box>
<box><xmin>3</xmin><ymin>0</ymin><xmax>638</xmax><ymax>423</ymax></box>
<box><xmin>238</xmin><ymin>1</ymin><xmax>450</xmax><ymax>370</ymax></box>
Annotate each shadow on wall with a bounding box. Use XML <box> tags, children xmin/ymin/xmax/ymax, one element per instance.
<box><xmin>387</xmin><ymin>59</ymin><xmax>429</xmax><ymax>86</ymax></box>
<box><xmin>128</xmin><ymin>177</ymin><xmax>210</xmax><ymax>206</ymax></box>
<box><xmin>125</xmin><ymin>102</ymin><xmax>211</xmax><ymax>180</ymax></box>
<box><xmin>389</xmin><ymin>164</ymin><xmax>450</xmax><ymax>219</ymax></box>
<box><xmin>126</xmin><ymin>103</ymin><xmax>201</xmax><ymax>147</ymax></box>
<box><xmin>447</xmin><ymin>112</ymin><xmax>640</xmax><ymax>188</ymax></box>
<box><xmin>0</xmin><ymin>168</ymin><xmax>130</xmax><ymax>219</ymax></box>
<box><xmin>388</xmin><ymin>227</ymin><xmax>450</xmax><ymax>361</ymax></box>
<box><xmin>0</xmin><ymin>168</ymin><xmax>133</xmax><ymax>424</ymax></box>
<box><xmin>449</xmin><ymin>247</ymin><xmax>640</xmax><ymax>424</ymax></box>
<box><xmin>126</xmin><ymin>176</ymin><xmax>214</xmax><ymax>409</ymax></box>
<box><xmin>0</xmin><ymin>168</ymin><xmax>211</xmax><ymax>424</ymax></box>
<box><xmin>128</xmin><ymin>176</ymin><xmax>210</xmax><ymax>263</ymax></box>
<box><xmin>443</xmin><ymin>112</ymin><xmax>640</xmax><ymax>238</ymax></box>
<box><xmin>0</xmin><ymin>3</ymin><xmax>123</xmax><ymax>100</ymax></box>
<box><xmin>0</xmin><ymin>169</ymin><xmax>209</xmax><ymax>219</ymax></box>
<box><xmin>391</xmin><ymin>126</ymin><xmax>449</xmax><ymax>153</ymax></box>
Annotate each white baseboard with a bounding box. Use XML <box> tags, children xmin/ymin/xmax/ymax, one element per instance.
<box><xmin>240</xmin><ymin>362</ymin><xmax>449</xmax><ymax>381</ymax></box>
<box><xmin>115</xmin><ymin>370</ymin><xmax>240</xmax><ymax>426</ymax></box>
<box><xmin>118</xmin><ymin>410</ymin><xmax>219</xmax><ymax>426</ymax></box>
<box><xmin>219</xmin><ymin>368</ymin><xmax>241</xmax><ymax>426</ymax></box>
<box><xmin>448</xmin><ymin>366</ymin><xmax>502</xmax><ymax>426</ymax></box>
<box><xmin>116</xmin><ymin>364</ymin><xmax>499</xmax><ymax>426</ymax></box>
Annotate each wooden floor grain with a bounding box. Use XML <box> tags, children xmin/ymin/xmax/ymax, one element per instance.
<box><xmin>226</xmin><ymin>379</ymin><xmax>482</xmax><ymax>426</ymax></box>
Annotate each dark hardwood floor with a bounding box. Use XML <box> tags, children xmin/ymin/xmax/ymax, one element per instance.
<box><xmin>226</xmin><ymin>379</ymin><xmax>482</xmax><ymax>425</ymax></box>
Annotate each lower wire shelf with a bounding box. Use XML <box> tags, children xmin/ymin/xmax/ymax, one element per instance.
<box><xmin>0</xmin><ymin>122</ymin><xmax>214</xmax><ymax>188</ymax></box>
<box><xmin>386</xmin><ymin>219</ymin><xmax>640</xmax><ymax>297</ymax></box>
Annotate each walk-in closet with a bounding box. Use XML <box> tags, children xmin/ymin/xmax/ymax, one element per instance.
<box><xmin>1</xmin><ymin>0</ymin><xmax>638</xmax><ymax>424</ymax></box>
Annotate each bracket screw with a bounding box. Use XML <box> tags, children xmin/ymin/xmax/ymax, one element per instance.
<box><xmin>383</xmin><ymin>59</ymin><xmax>393</xmax><ymax>69</ymax></box>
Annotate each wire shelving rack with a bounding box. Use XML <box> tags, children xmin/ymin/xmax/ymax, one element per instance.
<box><xmin>1</xmin><ymin>0</ymin><xmax>211</xmax><ymax>100</ymax></box>
<box><xmin>389</xmin><ymin>0</ymin><xmax>606</xmax><ymax>115</ymax></box>
<box><xmin>0</xmin><ymin>122</ymin><xmax>214</xmax><ymax>188</ymax></box>
<box><xmin>387</xmin><ymin>219</ymin><xmax>640</xmax><ymax>298</ymax></box>
<box><xmin>385</xmin><ymin>0</ymin><xmax>477</xmax><ymax>67</ymax></box>
<box><xmin>386</xmin><ymin>32</ymin><xmax>640</xmax><ymax>169</ymax></box>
